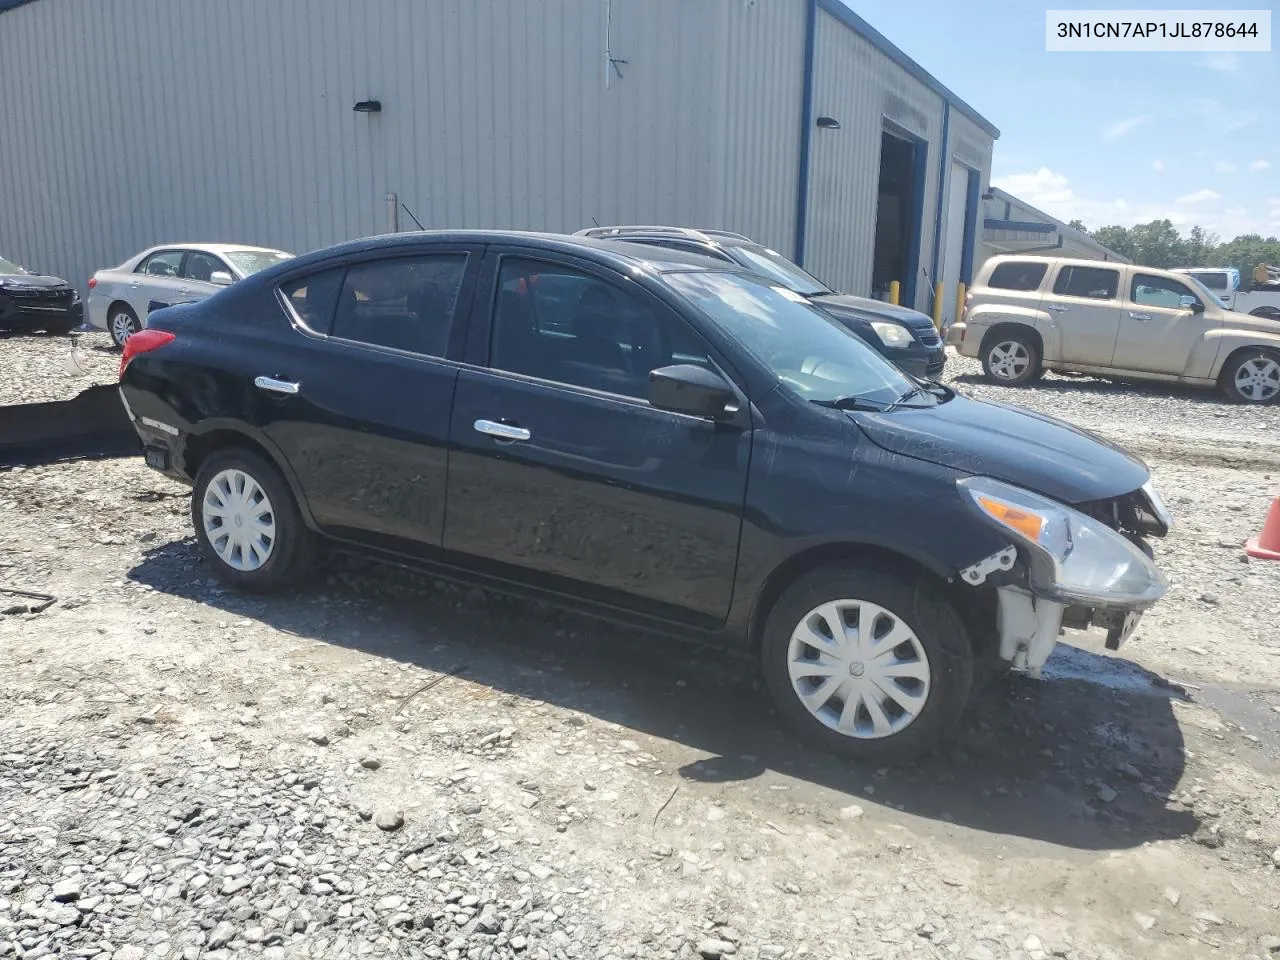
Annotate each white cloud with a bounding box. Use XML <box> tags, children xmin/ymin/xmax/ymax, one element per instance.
<box><xmin>1190</xmin><ymin>98</ymin><xmax>1261</xmax><ymax>134</ymax></box>
<box><xmin>1102</xmin><ymin>114</ymin><xmax>1152</xmax><ymax>140</ymax></box>
<box><xmin>1226</xmin><ymin>206</ymin><xmax>1248</xmax><ymax>217</ymax></box>
<box><xmin>1215</xmin><ymin>161</ymin><xmax>1239</xmax><ymax>174</ymax></box>
<box><xmin>1250</xmin><ymin>159</ymin><xmax>1272</xmax><ymax>171</ymax></box>
<box><xmin>992</xmin><ymin>167</ymin><xmax>1187</xmax><ymax>229</ymax></box>
<box><xmin>1200</xmin><ymin>52</ymin><xmax>1240</xmax><ymax>72</ymax></box>
<box><xmin>1152</xmin><ymin>160</ymin><xmax>1166</xmax><ymax>172</ymax></box>
<box><xmin>1176</xmin><ymin>189</ymin><xmax>1222</xmax><ymax>204</ymax></box>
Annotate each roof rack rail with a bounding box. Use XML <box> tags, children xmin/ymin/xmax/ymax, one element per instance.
<box><xmin>573</xmin><ymin>225</ymin><xmax>753</xmax><ymax>244</ymax></box>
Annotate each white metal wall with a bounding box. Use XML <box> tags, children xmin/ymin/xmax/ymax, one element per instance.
<box><xmin>0</xmin><ymin>0</ymin><xmax>806</xmax><ymax>295</ymax></box>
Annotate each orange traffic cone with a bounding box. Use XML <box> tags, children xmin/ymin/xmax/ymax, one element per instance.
<box><xmin>1246</xmin><ymin>497</ymin><xmax>1280</xmax><ymax>560</ymax></box>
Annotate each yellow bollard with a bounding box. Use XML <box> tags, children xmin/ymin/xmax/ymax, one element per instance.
<box><xmin>932</xmin><ymin>282</ymin><xmax>944</xmax><ymax>330</ymax></box>
<box><xmin>954</xmin><ymin>281</ymin><xmax>967</xmax><ymax>327</ymax></box>
<box><xmin>887</xmin><ymin>280</ymin><xmax>900</xmax><ymax>306</ymax></box>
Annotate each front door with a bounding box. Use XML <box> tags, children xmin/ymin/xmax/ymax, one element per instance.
<box><xmin>443</xmin><ymin>252</ymin><xmax>751</xmax><ymax>624</ymax></box>
<box><xmin>1046</xmin><ymin>263</ymin><xmax>1123</xmax><ymax>365</ymax></box>
<box><xmin>1112</xmin><ymin>272</ymin><xmax>1219</xmax><ymax>376</ymax></box>
<box><xmin>132</xmin><ymin>249</ymin><xmax>190</xmax><ymax>320</ymax></box>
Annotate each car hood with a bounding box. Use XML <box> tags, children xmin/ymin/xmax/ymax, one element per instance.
<box><xmin>810</xmin><ymin>293</ymin><xmax>936</xmax><ymax>330</ymax></box>
<box><xmin>0</xmin><ymin>273</ymin><xmax>68</xmax><ymax>289</ymax></box>
<box><xmin>1223</xmin><ymin>308</ymin><xmax>1280</xmax><ymax>330</ymax></box>
<box><xmin>850</xmin><ymin>392</ymin><xmax>1148</xmax><ymax>504</ymax></box>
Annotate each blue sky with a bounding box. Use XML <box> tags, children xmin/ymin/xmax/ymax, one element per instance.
<box><xmin>844</xmin><ymin>0</ymin><xmax>1279</xmax><ymax>239</ymax></box>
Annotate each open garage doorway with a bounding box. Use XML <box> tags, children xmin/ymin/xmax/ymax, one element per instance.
<box><xmin>871</xmin><ymin>127</ymin><xmax>926</xmax><ymax>308</ymax></box>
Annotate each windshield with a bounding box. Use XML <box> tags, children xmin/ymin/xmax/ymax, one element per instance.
<box><xmin>666</xmin><ymin>271</ymin><xmax>926</xmax><ymax>407</ymax></box>
<box><xmin>0</xmin><ymin>257</ymin><xmax>26</xmax><ymax>275</ymax></box>
<box><xmin>224</xmin><ymin>249</ymin><xmax>293</xmax><ymax>277</ymax></box>
<box><xmin>730</xmin><ymin>245</ymin><xmax>831</xmax><ymax>297</ymax></box>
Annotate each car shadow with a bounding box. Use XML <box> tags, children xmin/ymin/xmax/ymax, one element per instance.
<box><xmin>128</xmin><ymin>540</ymin><xmax>1197</xmax><ymax>853</ymax></box>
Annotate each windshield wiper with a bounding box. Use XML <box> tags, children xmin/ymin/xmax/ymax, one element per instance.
<box><xmin>810</xmin><ymin>394</ymin><xmax>892</xmax><ymax>412</ymax></box>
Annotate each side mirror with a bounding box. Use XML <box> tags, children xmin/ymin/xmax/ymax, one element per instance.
<box><xmin>209</xmin><ymin>271</ymin><xmax>233</xmax><ymax>286</ymax></box>
<box><xmin>1179</xmin><ymin>295</ymin><xmax>1204</xmax><ymax>313</ymax></box>
<box><xmin>648</xmin><ymin>364</ymin><xmax>739</xmax><ymax>420</ymax></box>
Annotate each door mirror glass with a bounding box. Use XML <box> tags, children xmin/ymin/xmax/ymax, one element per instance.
<box><xmin>648</xmin><ymin>364</ymin><xmax>738</xmax><ymax>419</ymax></box>
<box><xmin>1180</xmin><ymin>295</ymin><xmax>1204</xmax><ymax>313</ymax></box>
<box><xmin>209</xmin><ymin>271</ymin><xmax>234</xmax><ymax>286</ymax></box>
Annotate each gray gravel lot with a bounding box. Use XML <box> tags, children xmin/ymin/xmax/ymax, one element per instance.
<box><xmin>2</xmin><ymin>335</ymin><xmax>1280</xmax><ymax>960</ymax></box>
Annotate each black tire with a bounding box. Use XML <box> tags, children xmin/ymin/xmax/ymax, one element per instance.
<box><xmin>108</xmin><ymin>304</ymin><xmax>140</xmax><ymax>348</ymax></box>
<box><xmin>760</xmin><ymin>563</ymin><xmax>974</xmax><ymax>763</ymax></box>
<box><xmin>1218</xmin><ymin>350</ymin><xmax>1280</xmax><ymax>405</ymax></box>
<box><xmin>191</xmin><ymin>448</ymin><xmax>316</xmax><ymax>591</ymax></box>
<box><xmin>980</xmin><ymin>328</ymin><xmax>1042</xmax><ymax>385</ymax></box>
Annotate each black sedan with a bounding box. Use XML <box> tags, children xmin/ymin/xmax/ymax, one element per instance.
<box><xmin>0</xmin><ymin>254</ymin><xmax>82</xmax><ymax>333</ymax></box>
<box><xmin>575</xmin><ymin>226</ymin><xmax>946</xmax><ymax>378</ymax></box>
<box><xmin>118</xmin><ymin>231</ymin><xmax>1170</xmax><ymax>761</ymax></box>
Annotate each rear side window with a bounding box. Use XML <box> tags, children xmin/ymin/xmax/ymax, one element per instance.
<box><xmin>987</xmin><ymin>261</ymin><xmax>1047</xmax><ymax>292</ymax></box>
<box><xmin>332</xmin><ymin>255</ymin><xmax>467</xmax><ymax>356</ymax></box>
<box><xmin>137</xmin><ymin>250</ymin><xmax>184</xmax><ymax>277</ymax></box>
<box><xmin>1053</xmin><ymin>265</ymin><xmax>1119</xmax><ymax>300</ymax></box>
<box><xmin>280</xmin><ymin>268</ymin><xmax>344</xmax><ymax>333</ymax></box>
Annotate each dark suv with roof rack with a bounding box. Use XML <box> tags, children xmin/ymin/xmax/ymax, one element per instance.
<box><xmin>576</xmin><ymin>226</ymin><xmax>945</xmax><ymax>378</ymax></box>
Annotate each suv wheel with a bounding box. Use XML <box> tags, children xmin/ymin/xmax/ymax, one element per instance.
<box><xmin>108</xmin><ymin>305</ymin><xmax>140</xmax><ymax>348</ymax></box>
<box><xmin>192</xmin><ymin>449</ymin><xmax>315</xmax><ymax>590</ymax></box>
<box><xmin>1221</xmin><ymin>351</ymin><xmax>1280</xmax><ymax>404</ymax></box>
<box><xmin>981</xmin><ymin>330</ymin><xmax>1041</xmax><ymax>385</ymax></box>
<box><xmin>760</xmin><ymin>564</ymin><xmax>973</xmax><ymax>763</ymax></box>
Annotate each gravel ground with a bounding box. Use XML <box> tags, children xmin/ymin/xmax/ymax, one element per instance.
<box><xmin>3</xmin><ymin>337</ymin><xmax>1280</xmax><ymax>960</ymax></box>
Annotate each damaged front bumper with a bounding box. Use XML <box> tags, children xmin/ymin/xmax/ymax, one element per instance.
<box><xmin>991</xmin><ymin>586</ymin><xmax>1142</xmax><ymax>677</ymax></box>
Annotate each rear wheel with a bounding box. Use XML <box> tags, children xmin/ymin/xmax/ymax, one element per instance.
<box><xmin>192</xmin><ymin>449</ymin><xmax>315</xmax><ymax>591</ymax></box>
<box><xmin>108</xmin><ymin>304</ymin><xmax>139</xmax><ymax>348</ymax></box>
<box><xmin>1219</xmin><ymin>351</ymin><xmax>1280</xmax><ymax>404</ymax></box>
<box><xmin>760</xmin><ymin>563</ymin><xmax>973</xmax><ymax>763</ymax></box>
<box><xmin>981</xmin><ymin>329</ymin><xmax>1042</xmax><ymax>385</ymax></box>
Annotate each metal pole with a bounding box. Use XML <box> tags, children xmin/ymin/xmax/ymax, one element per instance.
<box><xmin>888</xmin><ymin>280</ymin><xmax>900</xmax><ymax>306</ymax></box>
<box><xmin>386</xmin><ymin>193</ymin><xmax>399</xmax><ymax>234</ymax></box>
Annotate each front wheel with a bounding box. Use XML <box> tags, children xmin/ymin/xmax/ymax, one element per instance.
<box><xmin>981</xmin><ymin>330</ymin><xmax>1042</xmax><ymax>385</ymax></box>
<box><xmin>760</xmin><ymin>564</ymin><xmax>974</xmax><ymax>763</ymax></box>
<box><xmin>192</xmin><ymin>449</ymin><xmax>316</xmax><ymax>591</ymax></box>
<box><xmin>1220</xmin><ymin>351</ymin><xmax>1280</xmax><ymax>404</ymax></box>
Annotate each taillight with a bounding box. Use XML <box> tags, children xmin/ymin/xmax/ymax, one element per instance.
<box><xmin>87</xmin><ymin>277</ymin><xmax>97</xmax><ymax>290</ymax></box>
<box><xmin>119</xmin><ymin>329</ymin><xmax>175</xmax><ymax>378</ymax></box>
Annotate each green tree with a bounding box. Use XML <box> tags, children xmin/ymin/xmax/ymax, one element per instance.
<box><xmin>1183</xmin><ymin>225</ymin><xmax>1220</xmax><ymax>266</ymax></box>
<box><xmin>1066</xmin><ymin>219</ymin><xmax>1088</xmax><ymax>233</ymax></box>
<box><xmin>1092</xmin><ymin>225</ymin><xmax>1137</xmax><ymax>261</ymax></box>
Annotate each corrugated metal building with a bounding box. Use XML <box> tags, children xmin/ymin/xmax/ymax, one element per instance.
<box><xmin>0</xmin><ymin>0</ymin><xmax>997</xmax><ymax>317</ymax></box>
<box><xmin>982</xmin><ymin>187</ymin><xmax>1130</xmax><ymax>265</ymax></box>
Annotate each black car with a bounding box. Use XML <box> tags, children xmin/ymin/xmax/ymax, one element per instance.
<box><xmin>119</xmin><ymin>230</ymin><xmax>1171</xmax><ymax>761</ymax></box>
<box><xmin>575</xmin><ymin>226</ymin><xmax>946</xmax><ymax>378</ymax></box>
<box><xmin>0</xmin><ymin>254</ymin><xmax>82</xmax><ymax>333</ymax></box>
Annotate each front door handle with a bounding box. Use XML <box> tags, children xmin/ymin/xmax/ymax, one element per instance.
<box><xmin>254</xmin><ymin>376</ymin><xmax>300</xmax><ymax>395</ymax></box>
<box><xmin>1128</xmin><ymin>312</ymin><xmax>1152</xmax><ymax>321</ymax></box>
<box><xmin>474</xmin><ymin>419</ymin><xmax>531</xmax><ymax>442</ymax></box>
<box><xmin>1046</xmin><ymin>304</ymin><xmax>1069</xmax><ymax>313</ymax></box>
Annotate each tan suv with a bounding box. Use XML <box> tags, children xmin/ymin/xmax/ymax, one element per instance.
<box><xmin>948</xmin><ymin>255</ymin><xmax>1280</xmax><ymax>404</ymax></box>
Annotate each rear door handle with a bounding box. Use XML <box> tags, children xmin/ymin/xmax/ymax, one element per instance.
<box><xmin>474</xmin><ymin>419</ymin><xmax>531</xmax><ymax>442</ymax></box>
<box><xmin>1128</xmin><ymin>312</ymin><xmax>1152</xmax><ymax>321</ymax></box>
<box><xmin>254</xmin><ymin>376</ymin><xmax>300</xmax><ymax>395</ymax></box>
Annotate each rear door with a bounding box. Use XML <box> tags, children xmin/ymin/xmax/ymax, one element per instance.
<box><xmin>442</xmin><ymin>250</ymin><xmax>751</xmax><ymax>624</ymax></box>
<box><xmin>1112</xmin><ymin>271</ymin><xmax>1218</xmax><ymax>375</ymax></box>
<box><xmin>256</xmin><ymin>245</ymin><xmax>483</xmax><ymax>555</ymax></box>
<box><xmin>1045</xmin><ymin>263</ymin><xmax>1123</xmax><ymax>365</ymax></box>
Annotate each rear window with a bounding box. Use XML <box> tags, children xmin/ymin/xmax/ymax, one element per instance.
<box><xmin>1188</xmin><ymin>271</ymin><xmax>1229</xmax><ymax>291</ymax></box>
<box><xmin>987</xmin><ymin>261</ymin><xmax>1047</xmax><ymax>292</ymax></box>
<box><xmin>1053</xmin><ymin>265</ymin><xmax>1119</xmax><ymax>301</ymax></box>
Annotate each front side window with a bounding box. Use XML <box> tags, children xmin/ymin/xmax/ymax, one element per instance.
<box><xmin>183</xmin><ymin>252</ymin><xmax>228</xmax><ymax>283</ymax></box>
<box><xmin>490</xmin><ymin>259</ymin><xmax>707</xmax><ymax>399</ymax></box>
<box><xmin>279</xmin><ymin>267</ymin><xmax>344</xmax><ymax>333</ymax></box>
<box><xmin>1053</xmin><ymin>265</ymin><xmax>1119</xmax><ymax>301</ymax></box>
<box><xmin>987</xmin><ymin>261</ymin><xmax>1047</xmax><ymax>292</ymax></box>
<box><xmin>137</xmin><ymin>250</ymin><xmax>184</xmax><ymax>278</ymax></box>
<box><xmin>1132</xmin><ymin>274</ymin><xmax>1199</xmax><ymax>310</ymax></box>
<box><xmin>331</xmin><ymin>255</ymin><xmax>467</xmax><ymax>356</ymax></box>
<box><xmin>665</xmin><ymin>271</ymin><xmax>922</xmax><ymax>407</ymax></box>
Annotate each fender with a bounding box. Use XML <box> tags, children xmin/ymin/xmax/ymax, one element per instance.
<box><xmin>1204</xmin><ymin>327</ymin><xmax>1280</xmax><ymax>378</ymax></box>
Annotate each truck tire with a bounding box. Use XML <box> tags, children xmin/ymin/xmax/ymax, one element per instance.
<box><xmin>760</xmin><ymin>563</ymin><xmax>974</xmax><ymax>763</ymax></box>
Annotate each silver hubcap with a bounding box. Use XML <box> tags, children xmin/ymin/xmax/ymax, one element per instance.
<box><xmin>111</xmin><ymin>313</ymin><xmax>136</xmax><ymax>344</ymax></box>
<box><xmin>787</xmin><ymin>599</ymin><xmax>932</xmax><ymax>740</ymax></box>
<box><xmin>988</xmin><ymin>340</ymin><xmax>1030</xmax><ymax>380</ymax></box>
<box><xmin>1234</xmin><ymin>357</ymin><xmax>1280</xmax><ymax>402</ymax></box>
<box><xmin>202</xmin><ymin>468</ymin><xmax>276</xmax><ymax>571</ymax></box>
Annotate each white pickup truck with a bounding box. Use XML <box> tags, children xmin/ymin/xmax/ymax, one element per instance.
<box><xmin>1172</xmin><ymin>267</ymin><xmax>1280</xmax><ymax>320</ymax></box>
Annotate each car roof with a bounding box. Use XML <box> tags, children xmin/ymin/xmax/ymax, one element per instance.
<box><xmin>271</xmin><ymin>229</ymin><xmax>747</xmax><ymax>279</ymax></box>
<box><xmin>139</xmin><ymin>243</ymin><xmax>291</xmax><ymax>256</ymax></box>
<box><xmin>984</xmin><ymin>253</ymin><xmax>1130</xmax><ymax>272</ymax></box>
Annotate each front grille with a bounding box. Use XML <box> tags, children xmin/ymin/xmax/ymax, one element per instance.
<box><xmin>917</xmin><ymin>333</ymin><xmax>942</xmax><ymax>349</ymax></box>
<box><xmin>7</xmin><ymin>287</ymin><xmax>72</xmax><ymax>302</ymax></box>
